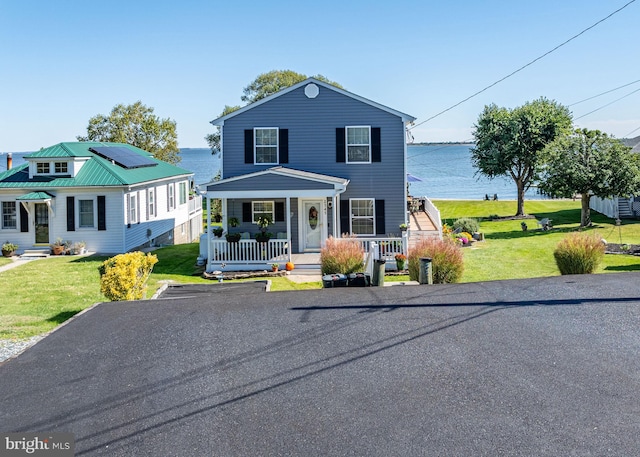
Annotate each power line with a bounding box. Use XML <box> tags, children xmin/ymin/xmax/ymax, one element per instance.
<box><xmin>623</xmin><ymin>125</ymin><xmax>640</xmax><ymax>137</ymax></box>
<box><xmin>568</xmin><ymin>79</ymin><xmax>640</xmax><ymax>106</ymax></box>
<box><xmin>409</xmin><ymin>0</ymin><xmax>637</xmax><ymax>131</ymax></box>
<box><xmin>574</xmin><ymin>86</ymin><xmax>640</xmax><ymax>120</ymax></box>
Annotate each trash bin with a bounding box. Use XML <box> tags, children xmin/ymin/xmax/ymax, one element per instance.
<box><xmin>372</xmin><ymin>259</ymin><xmax>386</xmax><ymax>287</ymax></box>
<box><xmin>418</xmin><ymin>257</ymin><xmax>433</xmax><ymax>285</ymax></box>
<box><xmin>322</xmin><ymin>273</ymin><xmax>348</xmax><ymax>288</ymax></box>
<box><xmin>348</xmin><ymin>272</ymin><xmax>371</xmax><ymax>287</ymax></box>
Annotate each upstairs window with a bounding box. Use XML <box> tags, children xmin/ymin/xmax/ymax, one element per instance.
<box><xmin>54</xmin><ymin>162</ymin><xmax>68</xmax><ymax>174</ymax></box>
<box><xmin>255</xmin><ymin>128</ymin><xmax>279</xmax><ymax>164</ymax></box>
<box><xmin>168</xmin><ymin>184</ymin><xmax>175</xmax><ymax>210</ymax></box>
<box><xmin>179</xmin><ymin>182</ymin><xmax>187</xmax><ymax>205</ymax></box>
<box><xmin>346</xmin><ymin>126</ymin><xmax>371</xmax><ymax>163</ymax></box>
<box><xmin>36</xmin><ymin>162</ymin><xmax>50</xmax><ymax>174</ymax></box>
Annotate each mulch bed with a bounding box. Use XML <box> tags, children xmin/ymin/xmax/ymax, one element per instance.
<box><xmin>604</xmin><ymin>243</ymin><xmax>640</xmax><ymax>255</ymax></box>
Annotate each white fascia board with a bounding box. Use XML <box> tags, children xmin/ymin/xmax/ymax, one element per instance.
<box><xmin>205</xmin><ymin>189</ymin><xmax>340</xmax><ymax>199</ymax></box>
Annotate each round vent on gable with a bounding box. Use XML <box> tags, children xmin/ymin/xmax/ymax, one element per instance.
<box><xmin>304</xmin><ymin>83</ymin><xmax>319</xmax><ymax>99</ymax></box>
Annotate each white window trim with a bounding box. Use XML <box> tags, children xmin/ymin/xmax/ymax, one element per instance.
<box><xmin>148</xmin><ymin>188</ymin><xmax>156</xmax><ymax>218</ymax></box>
<box><xmin>251</xmin><ymin>200</ymin><xmax>275</xmax><ymax>224</ymax></box>
<box><xmin>168</xmin><ymin>183</ymin><xmax>175</xmax><ymax>211</ymax></box>
<box><xmin>349</xmin><ymin>198</ymin><xmax>376</xmax><ymax>236</ymax></box>
<box><xmin>179</xmin><ymin>182</ymin><xmax>187</xmax><ymax>206</ymax></box>
<box><xmin>254</xmin><ymin>127</ymin><xmax>279</xmax><ymax>165</ymax></box>
<box><xmin>53</xmin><ymin>161</ymin><xmax>69</xmax><ymax>174</ymax></box>
<box><xmin>130</xmin><ymin>194</ymin><xmax>138</xmax><ymax>224</ymax></box>
<box><xmin>77</xmin><ymin>197</ymin><xmax>96</xmax><ymax>229</ymax></box>
<box><xmin>36</xmin><ymin>162</ymin><xmax>50</xmax><ymax>174</ymax></box>
<box><xmin>1</xmin><ymin>201</ymin><xmax>17</xmax><ymax>230</ymax></box>
<box><xmin>345</xmin><ymin>126</ymin><xmax>372</xmax><ymax>164</ymax></box>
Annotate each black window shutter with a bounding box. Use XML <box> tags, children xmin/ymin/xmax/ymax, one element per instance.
<box><xmin>66</xmin><ymin>196</ymin><xmax>75</xmax><ymax>231</ymax></box>
<box><xmin>372</xmin><ymin>127</ymin><xmax>381</xmax><ymax>162</ymax></box>
<box><xmin>275</xmin><ymin>202</ymin><xmax>285</xmax><ymax>222</ymax></box>
<box><xmin>375</xmin><ymin>199</ymin><xmax>385</xmax><ymax>235</ymax></box>
<box><xmin>279</xmin><ymin>129</ymin><xmax>288</xmax><ymax>164</ymax></box>
<box><xmin>97</xmin><ymin>196</ymin><xmax>106</xmax><ymax>231</ymax></box>
<box><xmin>242</xmin><ymin>202</ymin><xmax>252</xmax><ymax>222</ymax></box>
<box><xmin>19</xmin><ymin>203</ymin><xmax>28</xmax><ymax>233</ymax></box>
<box><xmin>336</xmin><ymin>128</ymin><xmax>346</xmax><ymax>163</ymax></box>
<box><xmin>245</xmin><ymin>129</ymin><xmax>254</xmax><ymax>164</ymax></box>
<box><xmin>340</xmin><ymin>199</ymin><xmax>349</xmax><ymax>234</ymax></box>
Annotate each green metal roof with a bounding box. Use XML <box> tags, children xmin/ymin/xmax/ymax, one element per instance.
<box><xmin>0</xmin><ymin>142</ymin><xmax>192</xmax><ymax>189</ymax></box>
<box><xmin>16</xmin><ymin>191</ymin><xmax>55</xmax><ymax>200</ymax></box>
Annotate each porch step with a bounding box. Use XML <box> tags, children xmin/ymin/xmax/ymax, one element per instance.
<box><xmin>618</xmin><ymin>198</ymin><xmax>633</xmax><ymax>218</ymax></box>
<box><xmin>20</xmin><ymin>249</ymin><xmax>50</xmax><ymax>259</ymax></box>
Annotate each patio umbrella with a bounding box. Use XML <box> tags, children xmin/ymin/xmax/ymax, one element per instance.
<box><xmin>407</xmin><ymin>173</ymin><xmax>423</xmax><ymax>182</ymax></box>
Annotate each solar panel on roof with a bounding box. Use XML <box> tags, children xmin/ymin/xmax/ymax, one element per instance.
<box><xmin>89</xmin><ymin>146</ymin><xmax>157</xmax><ymax>169</ymax></box>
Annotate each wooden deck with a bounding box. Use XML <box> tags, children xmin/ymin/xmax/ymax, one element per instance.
<box><xmin>408</xmin><ymin>209</ymin><xmax>440</xmax><ymax>247</ymax></box>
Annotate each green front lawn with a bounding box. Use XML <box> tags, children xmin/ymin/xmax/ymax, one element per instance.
<box><xmin>434</xmin><ymin>199</ymin><xmax>640</xmax><ymax>282</ymax></box>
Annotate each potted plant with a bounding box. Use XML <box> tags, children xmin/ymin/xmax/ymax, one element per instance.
<box><xmin>51</xmin><ymin>238</ymin><xmax>67</xmax><ymax>255</ymax></box>
<box><xmin>271</xmin><ymin>263</ymin><xmax>279</xmax><ymax>272</ymax></box>
<box><xmin>2</xmin><ymin>242</ymin><xmax>18</xmax><ymax>257</ymax></box>
<box><xmin>225</xmin><ymin>217</ymin><xmax>242</xmax><ymax>242</ymax></box>
<box><xmin>212</xmin><ymin>227</ymin><xmax>224</xmax><ymax>238</ymax></box>
<box><xmin>255</xmin><ymin>232</ymin><xmax>273</xmax><ymax>243</ymax></box>
<box><xmin>399</xmin><ymin>223</ymin><xmax>407</xmax><ymax>232</ymax></box>
<box><xmin>395</xmin><ymin>253</ymin><xmax>407</xmax><ymax>270</ymax></box>
<box><xmin>71</xmin><ymin>241</ymin><xmax>86</xmax><ymax>255</ymax></box>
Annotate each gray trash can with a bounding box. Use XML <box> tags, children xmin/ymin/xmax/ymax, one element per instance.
<box><xmin>372</xmin><ymin>259</ymin><xmax>386</xmax><ymax>287</ymax></box>
<box><xmin>419</xmin><ymin>257</ymin><xmax>433</xmax><ymax>285</ymax></box>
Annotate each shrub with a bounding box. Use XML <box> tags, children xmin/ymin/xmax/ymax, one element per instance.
<box><xmin>98</xmin><ymin>251</ymin><xmax>158</xmax><ymax>301</ymax></box>
<box><xmin>320</xmin><ymin>236</ymin><xmax>364</xmax><ymax>274</ymax></box>
<box><xmin>453</xmin><ymin>217</ymin><xmax>480</xmax><ymax>234</ymax></box>
<box><xmin>408</xmin><ymin>237</ymin><xmax>464</xmax><ymax>283</ymax></box>
<box><xmin>553</xmin><ymin>232</ymin><xmax>605</xmax><ymax>275</ymax></box>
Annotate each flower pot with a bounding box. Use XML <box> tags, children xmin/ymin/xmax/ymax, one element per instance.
<box><xmin>396</xmin><ymin>261</ymin><xmax>406</xmax><ymax>270</ymax></box>
<box><xmin>52</xmin><ymin>246</ymin><xmax>65</xmax><ymax>255</ymax></box>
<box><xmin>2</xmin><ymin>249</ymin><xmax>15</xmax><ymax>257</ymax></box>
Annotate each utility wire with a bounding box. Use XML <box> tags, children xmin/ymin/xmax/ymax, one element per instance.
<box><xmin>624</xmin><ymin>125</ymin><xmax>640</xmax><ymax>137</ymax></box>
<box><xmin>408</xmin><ymin>0</ymin><xmax>637</xmax><ymax>131</ymax></box>
<box><xmin>574</xmin><ymin>86</ymin><xmax>640</xmax><ymax>120</ymax></box>
<box><xmin>568</xmin><ymin>79</ymin><xmax>640</xmax><ymax>106</ymax></box>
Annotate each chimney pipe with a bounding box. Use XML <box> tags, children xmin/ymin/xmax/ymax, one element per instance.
<box><xmin>6</xmin><ymin>153</ymin><xmax>12</xmax><ymax>170</ymax></box>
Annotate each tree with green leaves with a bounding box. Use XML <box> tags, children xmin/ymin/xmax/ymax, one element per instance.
<box><xmin>206</xmin><ymin>70</ymin><xmax>343</xmax><ymax>155</ymax></box>
<box><xmin>471</xmin><ymin>98</ymin><xmax>573</xmax><ymax>216</ymax></box>
<box><xmin>538</xmin><ymin>128</ymin><xmax>640</xmax><ymax>227</ymax></box>
<box><xmin>78</xmin><ymin>101</ymin><xmax>180</xmax><ymax>164</ymax></box>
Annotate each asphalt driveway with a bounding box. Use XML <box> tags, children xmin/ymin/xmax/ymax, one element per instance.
<box><xmin>1</xmin><ymin>273</ymin><xmax>640</xmax><ymax>456</ymax></box>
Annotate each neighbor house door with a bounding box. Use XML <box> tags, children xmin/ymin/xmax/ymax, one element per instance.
<box><xmin>300</xmin><ymin>199</ymin><xmax>325</xmax><ymax>251</ymax></box>
<box><xmin>34</xmin><ymin>203</ymin><xmax>49</xmax><ymax>244</ymax></box>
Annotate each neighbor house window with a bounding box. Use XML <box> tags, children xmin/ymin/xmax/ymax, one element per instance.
<box><xmin>79</xmin><ymin>199</ymin><xmax>94</xmax><ymax>228</ymax></box>
<box><xmin>346</xmin><ymin>126</ymin><xmax>371</xmax><ymax>163</ymax></box>
<box><xmin>255</xmin><ymin>128</ymin><xmax>278</xmax><ymax>164</ymax></box>
<box><xmin>54</xmin><ymin>162</ymin><xmax>68</xmax><ymax>173</ymax></box>
<box><xmin>130</xmin><ymin>194</ymin><xmax>137</xmax><ymax>224</ymax></box>
<box><xmin>2</xmin><ymin>202</ymin><xmax>17</xmax><ymax>229</ymax></box>
<box><xmin>148</xmin><ymin>188</ymin><xmax>155</xmax><ymax>217</ymax></box>
<box><xmin>168</xmin><ymin>184</ymin><xmax>175</xmax><ymax>210</ymax></box>
<box><xmin>350</xmin><ymin>198</ymin><xmax>375</xmax><ymax>235</ymax></box>
<box><xmin>179</xmin><ymin>182</ymin><xmax>187</xmax><ymax>205</ymax></box>
<box><xmin>36</xmin><ymin>162</ymin><xmax>50</xmax><ymax>174</ymax></box>
<box><xmin>252</xmin><ymin>201</ymin><xmax>274</xmax><ymax>223</ymax></box>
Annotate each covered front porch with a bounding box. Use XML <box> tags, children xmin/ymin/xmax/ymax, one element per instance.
<box><xmin>202</xmin><ymin>167</ymin><xmax>349</xmax><ymax>272</ymax></box>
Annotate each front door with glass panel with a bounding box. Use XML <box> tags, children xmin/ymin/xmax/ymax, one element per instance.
<box><xmin>35</xmin><ymin>203</ymin><xmax>49</xmax><ymax>244</ymax></box>
<box><xmin>301</xmin><ymin>200</ymin><xmax>324</xmax><ymax>251</ymax></box>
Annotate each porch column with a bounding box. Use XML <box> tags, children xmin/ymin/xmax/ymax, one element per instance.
<box><xmin>286</xmin><ymin>196</ymin><xmax>291</xmax><ymax>262</ymax></box>
<box><xmin>332</xmin><ymin>194</ymin><xmax>338</xmax><ymax>237</ymax></box>
<box><xmin>206</xmin><ymin>195</ymin><xmax>212</xmax><ymax>273</ymax></box>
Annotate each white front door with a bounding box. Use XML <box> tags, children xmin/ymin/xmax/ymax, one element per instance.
<box><xmin>300</xmin><ymin>199</ymin><xmax>325</xmax><ymax>251</ymax></box>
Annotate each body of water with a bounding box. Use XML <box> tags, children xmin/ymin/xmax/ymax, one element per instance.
<box><xmin>1</xmin><ymin>145</ymin><xmax>546</xmax><ymax>200</ymax></box>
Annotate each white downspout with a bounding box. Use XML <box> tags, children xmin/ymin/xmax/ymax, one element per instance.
<box><xmin>286</xmin><ymin>196</ymin><xmax>291</xmax><ymax>262</ymax></box>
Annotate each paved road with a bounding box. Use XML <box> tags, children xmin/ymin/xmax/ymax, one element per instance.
<box><xmin>1</xmin><ymin>274</ymin><xmax>640</xmax><ymax>456</ymax></box>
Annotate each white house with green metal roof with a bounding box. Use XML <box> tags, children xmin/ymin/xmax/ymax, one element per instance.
<box><xmin>0</xmin><ymin>142</ymin><xmax>202</xmax><ymax>254</ymax></box>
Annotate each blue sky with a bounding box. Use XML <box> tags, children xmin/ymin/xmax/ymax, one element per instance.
<box><xmin>1</xmin><ymin>0</ymin><xmax>638</xmax><ymax>151</ymax></box>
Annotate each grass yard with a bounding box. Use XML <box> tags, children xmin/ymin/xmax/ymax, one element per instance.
<box><xmin>434</xmin><ymin>199</ymin><xmax>640</xmax><ymax>282</ymax></box>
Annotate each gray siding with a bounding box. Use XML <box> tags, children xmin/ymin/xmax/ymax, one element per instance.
<box><xmin>222</xmin><ymin>84</ymin><xmax>407</xmax><ymax>235</ymax></box>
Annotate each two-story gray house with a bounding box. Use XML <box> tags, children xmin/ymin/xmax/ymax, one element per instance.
<box><xmin>202</xmin><ymin>78</ymin><xmax>416</xmax><ymax>271</ymax></box>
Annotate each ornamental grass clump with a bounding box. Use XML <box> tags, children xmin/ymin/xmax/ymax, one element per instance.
<box><xmin>453</xmin><ymin>217</ymin><xmax>479</xmax><ymax>234</ymax></box>
<box><xmin>99</xmin><ymin>251</ymin><xmax>158</xmax><ymax>301</ymax></box>
<box><xmin>553</xmin><ymin>232</ymin><xmax>605</xmax><ymax>275</ymax></box>
<box><xmin>408</xmin><ymin>237</ymin><xmax>464</xmax><ymax>284</ymax></box>
<box><xmin>320</xmin><ymin>235</ymin><xmax>364</xmax><ymax>274</ymax></box>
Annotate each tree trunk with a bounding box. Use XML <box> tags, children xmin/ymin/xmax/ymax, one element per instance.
<box><xmin>580</xmin><ymin>193</ymin><xmax>592</xmax><ymax>227</ymax></box>
<box><xmin>515</xmin><ymin>180</ymin><xmax>526</xmax><ymax>216</ymax></box>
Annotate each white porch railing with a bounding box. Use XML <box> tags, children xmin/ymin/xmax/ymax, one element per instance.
<box><xmin>207</xmin><ymin>238</ymin><xmax>289</xmax><ymax>271</ymax></box>
<box><xmin>336</xmin><ymin>234</ymin><xmax>408</xmax><ymax>271</ymax></box>
<box><xmin>420</xmin><ymin>196</ymin><xmax>443</xmax><ymax>237</ymax></box>
<box><xmin>188</xmin><ymin>195</ymin><xmax>203</xmax><ymax>215</ymax></box>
